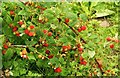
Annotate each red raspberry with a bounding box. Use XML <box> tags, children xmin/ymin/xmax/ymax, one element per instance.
<box><xmin>37</xmin><ymin>6</ymin><xmax>41</xmax><ymax>9</ymax></box>
<box><xmin>62</xmin><ymin>46</ymin><xmax>68</xmax><ymax>50</ymax></box>
<box><xmin>62</xmin><ymin>46</ymin><xmax>68</xmax><ymax>51</ymax></box>
<box><xmin>30</xmin><ymin>25</ymin><xmax>35</xmax><ymax>29</ymax></box>
<box><xmin>10</xmin><ymin>10</ymin><xmax>15</xmax><ymax>15</ymax></box>
<box><xmin>81</xmin><ymin>26</ymin><xmax>87</xmax><ymax>30</ymax></box>
<box><xmin>107</xmin><ymin>70</ymin><xmax>111</xmax><ymax>72</ymax></box>
<box><xmin>2</xmin><ymin>50</ymin><xmax>6</xmax><ymax>55</ymax></box>
<box><xmin>43</xmin><ymin>30</ymin><xmax>48</xmax><ymax>34</ymax></box>
<box><xmin>80</xmin><ymin>60</ymin><xmax>87</xmax><ymax>66</ymax></box>
<box><xmin>9</xmin><ymin>24</ymin><xmax>13</xmax><ymax>28</ymax></box>
<box><xmin>54</xmin><ymin>67</ymin><xmax>62</xmax><ymax>73</ymax></box>
<box><xmin>43</xmin><ymin>43</ymin><xmax>49</xmax><ymax>47</ymax></box>
<box><xmin>24</xmin><ymin>29</ymin><xmax>30</xmax><ymax>35</ymax></box>
<box><xmin>65</xmin><ymin>18</ymin><xmax>69</xmax><ymax>23</ymax></box>
<box><xmin>80</xmin><ymin>56</ymin><xmax>84</xmax><ymax>61</ymax></box>
<box><xmin>67</xmin><ymin>45</ymin><xmax>71</xmax><ymax>50</ymax></box>
<box><xmin>106</xmin><ymin>37</ymin><xmax>111</xmax><ymax>41</ymax></box>
<box><xmin>110</xmin><ymin>44</ymin><xmax>114</xmax><ymax>49</ymax></box>
<box><xmin>78</xmin><ymin>47</ymin><xmax>83</xmax><ymax>52</ymax></box>
<box><xmin>114</xmin><ymin>40</ymin><xmax>119</xmax><ymax>43</ymax></box>
<box><xmin>28</xmin><ymin>32</ymin><xmax>34</xmax><ymax>36</ymax></box>
<box><xmin>38</xmin><ymin>19</ymin><xmax>43</xmax><ymax>23</ymax></box>
<box><xmin>48</xmin><ymin>32</ymin><xmax>52</xmax><ymax>36</ymax></box>
<box><xmin>18</xmin><ymin>21</ymin><xmax>24</xmax><ymax>25</ymax></box>
<box><xmin>16</xmin><ymin>33</ymin><xmax>20</xmax><ymax>37</ymax></box>
<box><xmin>48</xmin><ymin>54</ymin><xmax>54</xmax><ymax>59</ymax></box>
<box><xmin>78</xmin><ymin>27</ymin><xmax>82</xmax><ymax>32</ymax></box>
<box><xmin>45</xmin><ymin>50</ymin><xmax>50</xmax><ymax>54</ymax></box>
<box><xmin>3</xmin><ymin>44</ymin><xmax>8</xmax><ymax>49</ymax></box>
<box><xmin>12</xmin><ymin>26</ymin><xmax>18</xmax><ymax>32</ymax></box>
<box><xmin>41</xmin><ymin>7</ymin><xmax>46</xmax><ymax>11</ymax></box>
<box><xmin>77</xmin><ymin>43</ymin><xmax>81</xmax><ymax>48</ymax></box>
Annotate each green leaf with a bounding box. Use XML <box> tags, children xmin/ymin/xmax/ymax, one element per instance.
<box><xmin>87</xmin><ymin>41</ymin><xmax>95</xmax><ymax>48</ymax></box>
<box><xmin>49</xmin><ymin>57</ymin><xmax>59</xmax><ymax>64</ymax></box>
<box><xmin>16</xmin><ymin>2</ymin><xmax>26</xmax><ymax>9</ymax></box>
<box><xmin>95</xmin><ymin>9</ymin><xmax>115</xmax><ymax>17</ymax></box>
<box><xmin>44</xmin><ymin>8</ymin><xmax>54</xmax><ymax>15</ymax></box>
<box><xmin>0</xmin><ymin>35</ymin><xmax>5</xmax><ymax>49</ymax></box>
<box><xmin>13</xmin><ymin>61</ymin><xmax>18</xmax><ymax>67</ymax></box>
<box><xmin>19</xmin><ymin>69</ymin><xmax>27</xmax><ymax>75</ymax></box>
<box><xmin>25</xmin><ymin>40</ymin><xmax>37</xmax><ymax>46</ymax></box>
<box><xmin>18</xmin><ymin>28</ymin><xmax>24</xmax><ymax>33</ymax></box>
<box><xmin>3</xmin><ymin>48</ymin><xmax>14</xmax><ymax>60</ymax></box>
<box><xmin>0</xmin><ymin>17</ymin><xmax>3</xmax><ymax>23</ymax></box>
<box><xmin>14</xmin><ymin>15</ymin><xmax>19</xmax><ymax>22</ymax></box>
<box><xmin>12</xmin><ymin>70</ymin><xmax>19</xmax><ymax>76</ymax></box>
<box><xmin>50</xmin><ymin>24</ymin><xmax>57</xmax><ymax>29</ymax></box>
<box><xmin>47</xmin><ymin>37</ymin><xmax>55</xmax><ymax>44</ymax></box>
<box><xmin>36</xmin><ymin>60</ymin><xmax>42</xmax><ymax>67</ymax></box>
<box><xmin>59</xmin><ymin>57</ymin><xmax>64</xmax><ymax>63</ymax></box>
<box><xmin>36</xmin><ymin>59</ymin><xmax>48</xmax><ymax>68</ymax></box>
<box><xmin>28</xmin><ymin>53</ymin><xmax>36</xmax><ymax>60</ymax></box>
<box><xmin>80</xmin><ymin>2</ymin><xmax>90</xmax><ymax>16</ymax></box>
<box><xmin>29</xmin><ymin>46</ymin><xmax>35</xmax><ymax>52</ymax></box>
<box><xmin>81</xmin><ymin>52</ymin><xmax>89</xmax><ymax>58</ymax></box>
<box><xmin>90</xmin><ymin>2</ymin><xmax>98</xmax><ymax>8</ymax></box>
<box><xmin>70</xmin><ymin>61</ymin><xmax>77</xmax><ymax>66</ymax></box>
<box><xmin>3</xmin><ymin>61</ymin><xmax>12</xmax><ymax>69</ymax></box>
<box><xmin>18</xmin><ymin>10</ymin><xmax>27</xmax><ymax>15</ymax></box>
<box><xmin>59</xmin><ymin>37</ymin><xmax>68</xmax><ymax>43</ymax></box>
<box><xmin>5</xmin><ymin>15</ymin><xmax>12</xmax><ymax>24</ymax></box>
<box><xmin>79</xmin><ymin>14</ymin><xmax>88</xmax><ymax>22</ymax></box>
<box><xmin>88</xmin><ymin>50</ymin><xmax>95</xmax><ymax>58</ymax></box>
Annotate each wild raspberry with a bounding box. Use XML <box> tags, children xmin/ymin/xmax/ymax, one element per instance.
<box><xmin>81</xmin><ymin>26</ymin><xmax>86</xmax><ymax>30</ymax></box>
<box><xmin>54</xmin><ymin>67</ymin><xmax>62</xmax><ymax>73</ymax></box>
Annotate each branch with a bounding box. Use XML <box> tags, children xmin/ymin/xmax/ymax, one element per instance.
<box><xmin>64</xmin><ymin>22</ymin><xmax>78</xmax><ymax>36</ymax></box>
<box><xmin>64</xmin><ymin>22</ymin><xmax>87</xmax><ymax>44</ymax></box>
<box><xmin>10</xmin><ymin>45</ymin><xmax>27</xmax><ymax>48</ymax></box>
<box><xmin>95</xmin><ymin>58</ymin><xmax>104</xmax><ymax>75</ymax></box>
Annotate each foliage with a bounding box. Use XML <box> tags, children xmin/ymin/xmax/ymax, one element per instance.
<box><xmin>0</xmin><ymin>1</ymin><xmax>119</xmax><ymax>76</ymax></box>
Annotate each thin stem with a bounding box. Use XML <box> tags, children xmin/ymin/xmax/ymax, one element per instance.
<box><xmin>95</xmin><ymin>58</ymin><xmax>104</xmax><ymax>75</ymax></box>
<box><xmin>10</xmin><ymin>45</ymin><xmax>27</xmax><ymax>48</ymax></box>
<box><xmin>64</xmin><ymin>22</ymin><xmax>78</xmax><ymax>36</ymax></box>
<box><xmin>64</xmin><ymin>22</ymin><xmax>87</xmax><ymax>44</ymax></box>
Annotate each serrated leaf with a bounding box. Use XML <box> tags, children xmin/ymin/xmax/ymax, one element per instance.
<box><xmin>12</xmin><ymin>70</ymin><xmax>19</xmax><ymax>76</ymax></box>
<box><xmin>16</xmin><ymin>2</ymin><xmax>26</xmax><ymax>9</ymax></box>
<box><xmin>28</xmin><ymin>53</ymin><xmax>36</xmax><ymax>60</ymax></box>
<box><xmin>19</xmin><ymin>69</ymin><xmax>26</xmax><ymax>75</ymax></box>
<box><xmin>18</xmin><ymin>10</ymin><xmax>26</xmax><ymax>15</ymax></box>
<box><xmin>70</xmin><ymin>61</ymin><xmax>77</xmax><ymax>66</ymax></box>
<box><xmin>14</xmin><ymin>15</ymin><xmax>19</xmax><ymax>22</ymax></box>
<box><xmin>79</xmin><ymin>14</ymin><xmax>88</xmax><ymax>22</ymax></box>
<box><xmin>3</xmin><ymin>48</ymin><xmax>14</xmax><ymax>60</ymax></box>
<box><xmin>25</xmin><ymin>40</ymin><xmax>37</xmax><ymax>46</ymax></box>
<box><xmin>49</xmin><ymin>57</ymin><xmax>59</xmax><ymax>64</ymax></box>
<box><xmin>59</xmin><ymin>57</ymin><xmax>64</xmax><ymax>63</ymax></box>
<box><xmin>59</xmin><ymin>37</ymin><xmax>68</xmax><ymax>43</ymax></box>
<box><xmin>18</xmin><ymin>28</ymin><xmax>24</xmax><ymax>33</ymax></box>
<box><xmin>6</xmin><ymin>15</ymin><xmax>12</xmax><ymax>24</ymax></box>
<box><xmin>36</xmin><ymin>60</ymin><xmax>42</xmax><ymax>67</ymax></box>
<box><xmin>88</xmin><ymin>50</ymin><xmax>95</xmax><ymax>58</ymax></box>
<box><xmin>50</xmin><ymin>24</ymin><xmax>57</xmax><ymax>29</ymax></box>
<box><xmin>81</xmin><ymin>52</ymin><xmax>89</xmax><ymax>58</ymax></box>
<box><xmin>95</xmin><ymin>9</ymin><xmax>115</xmax><ymax>17</ymax></box>
<box><xmin>29</xmin><ymin>46</ymin><xmax>35</xmax><ymax>52</ymax></box>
